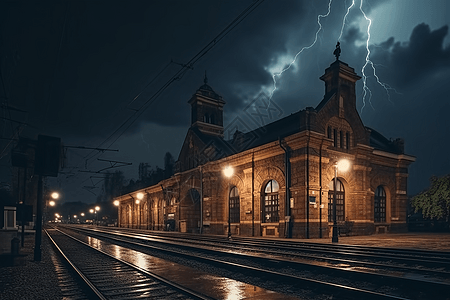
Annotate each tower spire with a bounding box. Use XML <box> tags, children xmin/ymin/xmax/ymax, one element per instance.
<box><xmin>333</xmin><ymin>41</ymin><xmax>341</xmax><ymax>60</ymax></box>
<box><xmin>204</xmin><ymin>70</ymin><xmax>208</xmax><ymax>84</ymax></box>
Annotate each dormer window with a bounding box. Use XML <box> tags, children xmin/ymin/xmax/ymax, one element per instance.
<box><xmin>333</xmin><ymin>129</ymin><xmax>337</xmax><ymax>147</ymax></box>
<box><xmin>346</xmin><ymin>132</ymin><xmax>350</xmax><ymax>149</ymax></box>
<box><xmin>326</xmin><ymin>119</ymin><xmax>352</xmax><ymax>151</ymax></box>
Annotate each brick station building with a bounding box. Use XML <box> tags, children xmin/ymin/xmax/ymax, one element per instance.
<box><xmin>115</xmin><ymin>57</ymin><xmax>415</xmax><ymax>238</ymax></box>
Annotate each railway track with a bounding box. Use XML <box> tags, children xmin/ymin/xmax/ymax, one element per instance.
<box><xmin>59</xmin><ymin>225</ymin><xmax>450</xmax><ymax>299</ymax></box>
<box><xmin>45</xmin><ymin>227</ymin><xmax>213</xmax><ymax>300</ymax></box>
<box><xmin>78</xmin><ymin>226</ymin><xmax>450</xmax><ymax>277</ymax></box>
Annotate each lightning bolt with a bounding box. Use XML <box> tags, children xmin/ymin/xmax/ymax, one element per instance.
<box><xmin>140</xmin><ymin>133</ymin><xmax>150</xmax><ymax>150</ymax></box>
<box><xmin>268</xmin><ymin>0</ymin><xmax>333</xmax><ymax>102</ymax></box>
<box><xmin>359</xmin><ymin>0</ymin><xmax>399</xmax><ymax>112</ymax></box>
<box><xmin>338</xmin><ymin>0</ymin><xmax>355</xmax><ymax>42</ymax></box>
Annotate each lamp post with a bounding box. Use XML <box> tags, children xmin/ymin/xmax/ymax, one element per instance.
<box><xmin>114</xmin><ymin>200</ymin><xmax>120</xmax><ymax>227</ymax></box>
<box><xmin>89</xmin><ymin>209</ymin><xmax>94</xmax><ymax>224</ymax></box>
<box><xmin>35</xmin><ymin>190</ymin><xmax>59</xmax><ymax>261</ymax></box>
<box><xmin>332</xmin><ymin>159</ymin><xmax>350</xmax><ymax>243</ymax></box>
<box><xmin>95</xmin><ymin>206</ymin><xmax>100</xmax><ymax>225</ymax></box>
<box><xmin>45</xmin><ymin>192</ymin><xmax>58</xmax><ymax>223</ymax></box>
<box><xmin>223</xmin><ymin>166</ymin><xmax>234</xmax><ymax>240</ymax></box>
<box><xmin>136</xmin><ymin>193</ymin><xmax>144</xmax><ymax>229</ymax></box>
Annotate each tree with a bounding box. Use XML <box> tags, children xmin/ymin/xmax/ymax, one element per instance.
<box><xmin>411</xmin><ymin>175</ymin><xmax>450</xmax><ymax>226</ymax></box>
<box><xmin>164</xmin><ymin>152</ymin><xmax>174</xmax><ymax>179</ymax></box>
<box><xmin>100</xmin><ymin>170</ymin><xmax>125</xmax><ymax>202</ymax></box>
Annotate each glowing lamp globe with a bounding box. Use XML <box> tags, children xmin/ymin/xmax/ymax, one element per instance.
<box><xmin>223</xmin><ymin>166</ymin><xmax>234</xmax><ymax>178</ymax></box>
<box><xmin>337</xmin><ymin>159</ymin><xmax>350</xmax><ymax>172</ymax></box>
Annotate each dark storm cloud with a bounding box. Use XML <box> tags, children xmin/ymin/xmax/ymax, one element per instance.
<box><xmin>371</xmin><ymin>23</ymin><xmax>450</xmax><ymax>88</ymax></box>
<box><xmin>1</xmin><ymin>1</ymin><xmax>259</xmax><ymax>139</ymax></box>
<box><xmin>342</xmin><ymin>25</ymin><xmax>365</xmax><ymax>45</ymax></box>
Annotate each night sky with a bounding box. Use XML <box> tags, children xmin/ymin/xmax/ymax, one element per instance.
<box><xmin>1</xmin><ymin>0</ymin><xmax>449</xmax><ymax>204</ymax></box>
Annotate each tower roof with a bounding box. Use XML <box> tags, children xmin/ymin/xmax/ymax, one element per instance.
<box><xmin>188</xmin><ymin>74</ymin><xmax>225</xmax><ymax>105</ymax></box>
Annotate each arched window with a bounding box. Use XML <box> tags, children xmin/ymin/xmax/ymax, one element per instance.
<box><xmin>328</xmin><ymin>179</ymin><xmax>345</xmax><ymax>222</ymax></box>
<box><xmin>374</xmin><ymin>186</ymin><xmax>386</xmax><ymax>222</ymax></box>
<box><xmin>263</xmin><ymin>180</ymin><xmax>279</xmax><ymax>223</ymax></box>
<box><xmin>229</xmin><ymin>186</ymin><xmax>240</xmax><ymax>223</ymax></box>
<box><xmin>203</xmin><ymin>114</ymin><xmax>210</xmax><ymax>123</ymax></box>
<box><xmin>339</xmin><ymin>130</ymin><xmax>344</xmax><ymax>148</ymax></box>
<box><xmin>346</xmin><ymin>132</ymin><xmax>350</xmax><ymax>149</ymax></box>
<box><xmin>333</xmin><ymin>129</ymin><xmax>337</xmax><ymax>147</ymax></box>
<box><xmin>327</xmin><ymin>126</ymin><xmax>332</xmax><ymax>139</ymax></box>
<box><xmin>210</xmin><ymin>114</ymin><xmax>215</xmax><ymax>124</ymax></box>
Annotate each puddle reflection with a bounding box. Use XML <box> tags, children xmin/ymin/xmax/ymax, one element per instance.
<box><xmin>127</xmin><ymin>251</ymin><xmax>149</xmax><ymax>270</ymax></box>
<box><xmin>87</xmin><ymin>236</ymin><xmax>103</xmax><ymax>250</ymax></box>
<box><xmin>200</xmin><ymin>274</ymin><xmax>270</xmax><ymax>300</ymax></box>
<box><xmin>221</xmin><ymin>278</ymin><xmax>244</xmax><ymax>300</ymax></box>
<box><xmin>113</xmin><ymin>244</ymin><xmax>122</xmax><ymax>260</ymax></box>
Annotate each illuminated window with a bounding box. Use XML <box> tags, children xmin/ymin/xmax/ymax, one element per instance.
<box><xmin>374</xmin><ymin>186</ymin><xmax>386</xmax><ymax>222</ymax></box>
<box><xmin>229</xmin><ymin>186</ymin><xmax>240</xmax><ymax>223</ymax></box>
<box><xmin>328</xmin><ymin>179</ymin><xmax>345</xmax><ymax>222</ymax></box>
<box><xmin>263</xmin><ymin>180</ymin><xmax>279</xmax><ymax>223</ymax></box>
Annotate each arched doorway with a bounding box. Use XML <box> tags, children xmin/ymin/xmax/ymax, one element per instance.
<box><xmin>374</xmin><ymin>186</ymin><xmax>386</xmax><ymax>223</ymax></box>
<box><xmin>262</xmin><ymin>179</ymin><xmax>280</xmax><ymax>223</ymax></box>
<box><xmin>180</xmin><ymin>188</ymin><xmax>200</xmax><ymax>233</ymax></box>
<box><xmin>229</xmin><ymin>186</ymin><xmax>240</xmax><ymax>224</ymax></box>
<box><xmin>328</xmin><ymin>179</ymin><xmax>345</xmax><ymax>222</ymax></box>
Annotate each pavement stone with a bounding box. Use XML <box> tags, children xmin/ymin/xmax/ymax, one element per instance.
<box><xmin>0</xmin><ymin>234</ymin><xmax>64</xmax><ymax>300</ymax></box>
<box><xmin>302</xmin><ymin>232</ymin><xmax>450</xmax><ymax>251</ymax></box>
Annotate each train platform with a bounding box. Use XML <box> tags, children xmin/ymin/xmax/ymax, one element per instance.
<box><xmin>1</xmin><ymin>231</ymin><xmax>449</xmax><ymax>299</ymax></box>
<box><xmin>295</xmin><ymin>232</ymin><xmax>450</xmax><ymax>251</ymax></box>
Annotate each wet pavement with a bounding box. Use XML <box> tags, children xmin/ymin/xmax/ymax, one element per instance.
<box><xmin>296</xmin><ymin>232</ymin><xmax>450</xmax><ymax>251</ymax></box>
<box><xmin>84</xmin><ymin>235</ymin><xmax>298</xmax><ymax>300</ymax></box>
<box><xmin>3</xmin><ymin>231</ymin><xmax>449</xmax><ymax>299</ymax></box>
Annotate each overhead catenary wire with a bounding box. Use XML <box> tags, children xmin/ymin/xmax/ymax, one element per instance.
<box><xmin>83</xmin><ymin>0</ymin><xmax>265</xmax><ymax>165</ymax></box>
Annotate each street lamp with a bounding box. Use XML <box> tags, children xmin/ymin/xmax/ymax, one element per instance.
<box><xmin>134</xmin><ymin>193</ymin><xmax>144</xmax><ymax>229</ymax></box>
<box><xmin>114</xmin><ymin>200</ymin><xmax>120</xmax><ymax>227</ymax></box>
<box><xmin>223</xmin><ymin>166</ymin><xmax>234</xmax><ymax>240</ymax></box>
<box><xmin>89</xmin><ymin>209</ymin><xmax>94</xmax><ymax>225</ymax></box>
<box><xmin>95</xmin><ymin>206</ymin><xmax>100</xmax><ymax>225</ymax></box>
<box><xmin>332</xmin><ymin>159</ymin><xmax>350</xmax><ymax>243</ymax></box>
<box><xmin>51</xmin><ymin>192</ymin><xmax>59</xmax><ymax>200</ymax></box>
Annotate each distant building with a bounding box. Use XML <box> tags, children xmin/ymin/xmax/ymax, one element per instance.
<box><xmin>115</xmin><ymin>57</ymin><xmax>415</xmax><ymax>238</ymax></box>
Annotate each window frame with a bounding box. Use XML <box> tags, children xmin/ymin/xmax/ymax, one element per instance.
<box><xmin>229</xmin><ymin>186</ymin><xmax>240</xmax><ymax>223</ymax></box>
<box><xmin>263</xmin><ymin>180</ymin><xmax>279</xmax><ymax>223</ymax></box>
<box><xmin>328</xmin><ymin>179</ymin><xmax>345</xmax><ymax>222</ymax></box>
<box><xmin>374</xmin><ymin>186</ymin><xmax>387</xmax><ymax>223</ymax></box>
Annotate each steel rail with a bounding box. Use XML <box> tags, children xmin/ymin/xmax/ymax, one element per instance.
<box><xmin>47</xmin><ymin>226</ymin><xmax>214</xmax><ymax>300</ymax></box>
<box><xmin>61</xmin><ymin>226</ymin><xmax>435</xmax><ymax>299</ymax></box>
